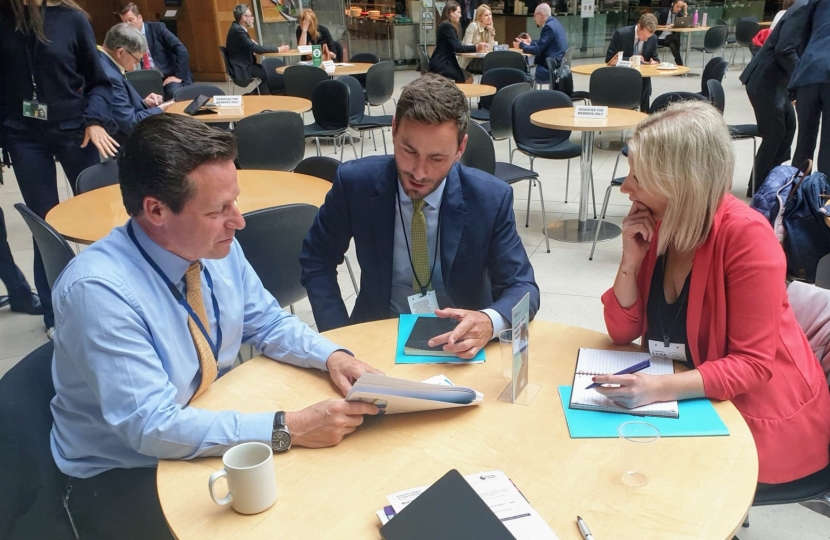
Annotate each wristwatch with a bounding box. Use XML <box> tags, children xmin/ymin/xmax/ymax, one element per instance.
<box><xmin>271</xmin><ymin>411</ymin><xmax>291</xmax><ymax>452</ymax></box>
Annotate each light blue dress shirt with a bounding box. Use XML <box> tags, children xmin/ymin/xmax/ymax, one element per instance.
<box><xmin>390</xmin><ymin>180</ymin><xmax>508</xmax><ymax>339</ymax></box>
<box><xmin>50</xmin><ymin>221</ymin><xmax>341</xmax><ymax>478</ymax></box>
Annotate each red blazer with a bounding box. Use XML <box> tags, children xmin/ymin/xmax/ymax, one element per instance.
<box><xmin>602</xmin><ymin>194</ymin><xmax>830</xmax><ymax>484</ymax></box>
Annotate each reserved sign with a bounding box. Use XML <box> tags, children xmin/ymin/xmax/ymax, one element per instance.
<box><xmin>297</xmin><ymin>45</ymin><xmax>313</xmax><ymax>54</ymax></box>
<box><xmin>322</xmin><ymin>60</ymin><xmax>336</xmax><ymax>73</ymax></box>
<box><xmin>574</xmin><ymin>105</ymin><xmax>608</xmax><ymax>119</ymax></box>
<box><xmin>212</xmin><ymin>95</ymin><xmax>243</xmax><ymax>107</ymax></box>
<box><xmin>616</xmin><ymin>60</ymin><xmax>632</xmax><ymax>68</ymax></box>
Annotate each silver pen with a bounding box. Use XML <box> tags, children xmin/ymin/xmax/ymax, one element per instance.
<box><xmin>577</xmin><ymin>515</ymin><xmax>595</xmax><ymax>540</ymax></box>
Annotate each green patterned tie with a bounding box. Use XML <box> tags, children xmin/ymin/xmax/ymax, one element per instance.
<box><xmin>410</xmin><ymin>198</ymin><xmax>431</xmax><ymax>293</ymax></box>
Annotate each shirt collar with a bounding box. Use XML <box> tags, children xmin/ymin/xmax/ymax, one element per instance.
<box><xmin>130</xmin><ymin>219</ymin><xmax>196</xmax><ymax>285</ymax></box>
<box><xmin>98</xmin><ymin>45</ymin><xmax>126</xmax><ymax>76</ymax></box>
<box><xmin>396</xmin><ymin>177</ymin><xmax>447</xmax><ymax>210</ymax></box>
<box><xmin>141</xmin><ymin>22</ymin><xmax>146</xmax><ymax>35</ymax></box>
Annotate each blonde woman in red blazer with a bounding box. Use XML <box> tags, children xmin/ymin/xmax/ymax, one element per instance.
<box><xmin>597</xmin><ymin>101</ymin><xmax>830</xmax><ymax>485</ymax></box>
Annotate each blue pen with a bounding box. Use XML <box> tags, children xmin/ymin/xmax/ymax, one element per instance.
<box><xmin>585</xmin><ymin>359</ymin><xmax>651</xmax><ymax>389</ymax></box>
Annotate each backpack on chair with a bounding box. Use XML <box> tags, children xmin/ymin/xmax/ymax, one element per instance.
<box><xmin>780</xmin><ymin>167</ymin><xmax>830</xmax><ymax>282</ymax></box>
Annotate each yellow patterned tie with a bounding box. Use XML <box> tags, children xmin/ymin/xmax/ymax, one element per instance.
<box><xmin>410</xmin><ymin>198</ymin><xmax>431</xmax><ymax>293</ymax></box>
<box><xmin>185</xmin><ymin>262</ymin><xmax>217</xmax><ymax>403</ymax></box>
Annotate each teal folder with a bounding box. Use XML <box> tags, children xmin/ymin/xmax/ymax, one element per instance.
<box><xmin>395</xmin><ymin>314</ymin><xmax>486</xmax><ymax>364</ymax></box>
<box><xmin>557</xmin><ymin>386</ymin><xmax>730</xmax><ymax>438</ymax></box>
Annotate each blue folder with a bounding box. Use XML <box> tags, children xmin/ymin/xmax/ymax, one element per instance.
<box><xmin>557</xmin><ymin>386</ymin><xmax>730</xmax><ymax>438</ymax></box>
<box><xmin>395</xmin><ymin>314</ymin><xmax>486</xmax><ymax>364</ymax></box>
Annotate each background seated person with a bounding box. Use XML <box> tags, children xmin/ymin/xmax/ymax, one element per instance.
<box><xmin>429</xmin><ymin>1</ymin><xmax>488</xmax><ymax>84</ymax></box>
<box><xmin>600</xmin><ymin>101</ymin><xmax>830</xmax><ymax>487</ymax></box>
<box><xmin>119</xmin><ymin>2</ymin><xmax>193</xmax><ymax>101</ymax></box>
<box><xmin>459</xmin><ymin>4</ymin><xmax>496</xmax><ymax>73</ymax></box>
<box><xmin>657</xmin><ymin>0</ymin><xmax>687</xmax><ymax>66</ymax></box>
<box><xmin>606</xmin><ymin>13</ymin><xmax>660</xmax><ymax>111</ymax></box>
<box><xmin>513</xmin><ymin>3</ymin><xmax>567</xmax><ymax>85</ymax></box>
<box><xmin>226</xmin><ymin>3</ymin><xmax>289</xmax><ymax>95</ymax></box>
<box><xmin>296</xmin><ymin>9</ymin><xmax>339</xmax><ymax>61</ymax></box>
<box><xmin>300</xmin><ymin>74</ymin><xmax>540</xmax><ymax>360</ymax></box>
<box><xmin>98</xmin><ymin>23</ymin><xmax>173</xmax><ymax>146</ymax></box>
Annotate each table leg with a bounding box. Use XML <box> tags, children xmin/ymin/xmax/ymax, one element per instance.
<box><xmin>547</xmin><ymin>130</ymin><xmax>622</xmax><ymax>243</ymax></box>
<box><xmin>684</xmin><ymin>33</ymin><xmax>700</xmax><ymax>77</ymax></box>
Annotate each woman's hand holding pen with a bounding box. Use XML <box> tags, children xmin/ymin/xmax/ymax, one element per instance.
<box><xmin>592</xmin><ymin>372</ymin><xmax>663</xmax><ymax>409</ymax></box>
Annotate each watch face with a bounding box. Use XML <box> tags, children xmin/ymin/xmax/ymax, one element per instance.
<box><xmin>272</xmin><ymin>430</ymin><xmax>291</xmax><ymax>451</ymax></box>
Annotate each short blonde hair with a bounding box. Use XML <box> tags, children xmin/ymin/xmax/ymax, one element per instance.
<box><xmin>627</xmin><ymin>101</ymin><xmax>734</xmax><ymax>254</ymax></box>
<box><xmin>475</xmin><ymin>4</ymin><xmax>492</xmax><ymax>24</ymax></box>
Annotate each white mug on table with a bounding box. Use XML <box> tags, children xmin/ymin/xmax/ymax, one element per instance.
<box><xmin>208</xmin><ymin>442</ymin><xmax>277</xmax><ymax>514</ymax></box>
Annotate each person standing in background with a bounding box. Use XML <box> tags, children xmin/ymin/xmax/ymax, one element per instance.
<box><xmin>0</xmin><ymin>0</ymin><xmax>118</xmax><ymax>338</ymax></box>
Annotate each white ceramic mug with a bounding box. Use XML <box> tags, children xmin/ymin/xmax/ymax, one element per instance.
<box><xmin>631</xmin><ymin>55</ymin><xmax>643</xmax><ymax>67</ymax></box>
<box><xmin>208</xmin><ymin>442</ymin><xmax>277</xmax><ymax>514</ymax></box>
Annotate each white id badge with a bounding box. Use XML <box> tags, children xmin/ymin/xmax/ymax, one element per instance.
<box><xmin>22</xmin><ymin>100</ymin><xmax>48</xmax><ymax>120</ymax></box>
<box><xmin>648</xmin><ymin>339</ymin><xmax>688</xmax><ymax>363</ymax></box>
<box><xmin>407</xmin><ymin>290</ymin><xmax>439</xmax><ymax>314</ymax></box>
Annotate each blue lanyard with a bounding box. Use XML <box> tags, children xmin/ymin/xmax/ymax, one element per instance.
<box><xmin>128</xmin><ymin>221</ymin><xmax>223</xmax><ymax>359</ymax></box>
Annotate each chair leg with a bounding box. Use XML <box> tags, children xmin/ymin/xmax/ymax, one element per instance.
<box><xmin>315</xmin><ymin>137</ymin><xmax>321</xmax><ymax>157</ymax></box>
<box><xmin>590</xmin><ymin>168</ymin><xmax>597</xmax><ymax>219</ymax></box>
<box><xmin>537</xmin><ymin>178</ymin><xmax>550</xmax><ymax>253</ymax></box>
<box><xmin>349</xmin><ymin>133</ymin><xmax>359</xmax><ymax>160</ymax></box>
<box><xmin>589</xmin><ymin>183</ymin><xmax>614</xmax><ymax>260</ymax></box>
<box><xmin>750</xmin><ymin>137</ymin><xmax>757</xmax><ymax>196</ymax></box>
<box><xmin>381</xmin><ymin>129</ymin><xmax>388</xmax><ymax>154</ymax></box>
<box><xmin>344</xmin><ymin>255</ymin><xmax>360</xmax><ymax>294</ymax></box>
<box><xmin>525</xmin><ymin>156</ymin><xmax>534</xmax><ymax>228</ymax></box>
<box><xmin>371</xmin><ymin>128</ymin><xmax>378</xmax><ymax>151</ymax></box>
<box><xmin>360</xmin><ymin>133</ymin><xmax>365</xmax><ymax>158</ymax></box>
<box><xmin>565</xmin><ymin>160</ymin><xmax>570</xmax><ymax>203</ymax></box>
<box><xmin>289</xmin><ymin>304</ymin><xmax>295</xmax><ymax>315</ymax></box>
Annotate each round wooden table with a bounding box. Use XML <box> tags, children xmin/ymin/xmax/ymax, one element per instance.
<box><xmin>455</xmin><ymin>83</ymin><xmax>497</xmax><ymax>98</ymax></box>
<box><xmin>275</xmin><ymin>62</ymin><xmax>375</xmax><ymax>76</ymax></box>
<box><xmin>571</xmin><ymin>63</ymin><xmax>690</xmax><ymax>77</ymax></box>
<box><xmin>259</xmin><ymin>49</ymin><xmax>305</xmax><ymax>58</ymax></box>
<box><xmin>656</xmin><ymin>25</ymin><xmax>711</xmax><ymax>75</ymax></box>
<box><xmin>156</xmin><ymin>319</ymin><xmax>758</xmax><ymax>540</ymax></box>
<box><xmin>167</xmin><ymin>96</ymin><xmax>311</xmax><ymax>123</ymax></box>
<box><xmin>455</xmin><ymin>47</ymin><xmax>531</xmax><ymax>58</ymax></box>
<box><xmin>45</xmin><ymin>170</ymin><xmax>331</xmax><ymax>245</ymax></box>
<box><xmin>531</xmin><ymin>107</ymin><xmax>647</xmax><ymax>243</ymax></box>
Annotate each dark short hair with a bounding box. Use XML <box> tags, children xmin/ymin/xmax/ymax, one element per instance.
<box><xmin>395</xmin><ymin>73</ymin><xmax>468</xmax><ymax>145</ymax></box>
<box><xmin>117</xmin><ymin>2</ymin><xmax>140</xmax><ymax>16</ymax></box>
<box><xmin>118</xmin><ymin>115</ymin><xmax>238</xmax><ymax>217</ymax></box>
<box><xmin>233</xmin><ymin>3</ymin><xmax>249</xmax><ymax>22</ymax></box>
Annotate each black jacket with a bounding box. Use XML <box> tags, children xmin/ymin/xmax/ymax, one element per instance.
<box><xmin>226</xmin><ymin>21</ymin><xmax>280</xmax><ymax>81</ymax></box>
<box><xmin>605</xmin><ymin>25</ymin><xmax>660</xmax><ymax>62</ymax></box>
<box><xmin>429</xmin><ymin>22</ymin><xmax>476</xmax><ymax>83</ymax></box>
<box><xmin>144</xmin><ymin>21</ymin><xmax>193</xmax><ymax>83</ymax></box>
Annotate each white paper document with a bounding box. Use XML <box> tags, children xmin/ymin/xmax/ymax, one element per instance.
<box><xmin>345</xmin><ymin>373</ymin><xmax>483</xmax><ymax>415</ymax></box>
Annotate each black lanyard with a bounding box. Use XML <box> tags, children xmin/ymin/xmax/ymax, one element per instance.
<box><xmin>23</xmin><ymin>18</ymin><xmax>41</xmax><ymax>101</ymax></box>
<box><xmin>127</xmin><ymin>221</ymin><xmax>223</xmax><ymax>359</ymax></box>
<box><xmin>396</xmin><ymin>190</ymin><xmax>441</xmax><ymax>296</ymax></box>
<box><xmin>657</xmin><ymin>255</ymin><xmax>690</xmax><ymax>348</ymax></box>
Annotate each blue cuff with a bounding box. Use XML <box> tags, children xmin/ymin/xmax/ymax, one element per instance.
<box><xmin>238</xmin><ymin>411</ymin><xmax>279</xmax><ymax>445</ymax></box>
<box><xmin>481</xmin><ymin>308</ymin><xmax>509</xmax><ymax>340</ymax></box>
<box><xmin>309</xmin><ymin>340</ymin><xmax>354</xmax><ymax>372</ymax></box>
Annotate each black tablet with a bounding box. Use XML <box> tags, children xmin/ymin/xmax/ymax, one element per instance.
<box><xmin>183</xmin><ymin>95</ymin><xmax>218</xmax><ymax>116</ymax></box>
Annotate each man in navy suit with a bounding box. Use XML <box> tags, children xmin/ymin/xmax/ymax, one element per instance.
<box><xmin>98</xmin><ymin>24</ymin><xmax>173</xmax><ymax>145</ymax></box>
<box><xmin>119</xmin><ymin>3</ymin><xmax>193</xmax><ymax>101</ymax></box>
<box><xmin>514</xmin><ymin>3</ymin><xmax>568</xmax><ymax>85</ymax></box>
<box><xmin>300</xmin><ymin>74</ymin><xmax>540</xmax><ymax>359</ymax></box>
<box><xmin>606</xmin><ymin>13</ymin><xmax>660</xmax><ymax>112</ymax></box>
<box><xmin>789</xmin><ymin>0</ymin><xmax>829</xmax><ymax>173</ymax></box>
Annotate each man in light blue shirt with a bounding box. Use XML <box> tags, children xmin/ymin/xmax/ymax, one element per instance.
<box><xmin>50</xmin><ymin>114</ymin><xmax>380</xmax><ymax>539</ymax></box>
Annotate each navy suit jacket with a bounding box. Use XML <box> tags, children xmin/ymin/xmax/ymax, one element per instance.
<box><xmin>97</xmin><ymin>50</ymin><xmax>161</xmax><ymax>144</ymax></box>
<box><xmin>144</xmin><ymin>22</ymin><xmax>193</xmax><ymax>83</ymax></box>
<box><xmin>520</xmin><ymin>16</ymin><xmax>568</xmax><ymax>83</ymax></box>
<box><xmin>789</xmin><ymin>0</ymin><xmax>829</xmax><ymax>89</ymax></box>
<box><xmin>300</xmin><ymin>156</ymin><xmax>540</xmax><ymax>332</ymax></box>
<box><xmin>225</xmin><ymin>21</ymin><xmax>281</xmax><ymax>82</ymax></box>
<box><xmin>605</xmin><ymin>25</ymin><xmax>660</xmax><ymax>62</ymax></box>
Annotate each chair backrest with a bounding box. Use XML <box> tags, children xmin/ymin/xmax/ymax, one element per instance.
<box><xmin>563</xmin><ymin>46</ymin><xmax>575</xmax><ymax>67</ymax></box>
<box><xmin>366</xmin><ymin>60</ymin><xmax>395</xmax><ymax>107</ymax></box>
<box><xmin>235</xmin><ymin>204</ymin><xmax>318</xmax><ymax>307</ymax></box>
<box><xmin>460</xmin><ymin>121</ymin><xmax>496</xmax><ymax>175</ymax></box>
<box><xmin>649</xmin><ymin>91</ymin><xmax>708</xmax><ymax>114</ymax></box>
<box><xmin>703</xmin><ymin>25</ymin><xmax>729</xmax><ymax>51</ymax></box>
<box><xmin>706</xmin><ymin>79</ymin><xmax>726</xmax><ymax>114</ymax></box>
<box><xmin>483</xmin><ymin>50</ymin><xmax>528</xmax><ymax>74</ymax></box>
<box><xmin>735</xmin><ymin>20</ymin><xmax>761</xmax><ymax>47</ymax></box>
<box><xmin>349</xmin><ymin>53</ymin><xmax>379</xmax><ymax>86</ymax></box>
<box><xmin>13</xmin><ymin>204</ymin><xmax>75</xmax><ymax>289</ymax></box>
<box><xmin>0</xmin><ymin>342</ymin><xmax>73</xmax><ymax>539</ymax></box>
<box><xmin>234</xmin><ymin>111</ymin><xmax>305</xmax><ymax>171</ymax></box>
<box><xmin>489</xmin><ymin>82</ymin><xmax>532</xmax><ymax>141</ymax></box>
<box><xmin>417</xmin><ymin>46</ymin><xmax>430</xmax><ymax>75</ymax></box>
<box><xmin>700</xmin><ymin>57</ymin><xmax>728</xmax><ymax>97</ymax></box>
<box><xmin>479</xmin><ymin>67</ymin><xmax>527</xmax><ymax>111</ymax></box>
<box><xmin>340</xmin><ymin>75</ymin><xmax>366</xmax><ymax>122</ymax></box>
<box><xmin>125</xmin><ymin>69</ymin><xmax>163</xmax><ymax>99</ymax></box>
<box><xmin>218</xmin><ymin>45</ymin><xmax>237</xmax><ymax>83</ymax></box>
<box><xmin>294</xmin><ymin>156</ymin><xmax>341</xmax><ymax>183</ymax></box>
<box><xmin>260</xmin><ymin>57</ymin><xmax>287</xmax><ymax>95</ymax></box>
<box><xmin>817</xmin><ymin>254</ymin><xmax>830</xmax><ymax>290</ymax></box>
<box><xmin>512</xmin><ymin>90</ymin><xmax>573</xmax><ymax>151</ymax></box>
<box><xmin>330</xmin><ymin>40</ymin><xmax>344</xmax><ymax>63</ymax></box>
<box><xmin>311</xmin><ymin>79</ymin><xmax>350</xmax><ymax>131</ymax></box>
<box><xmin>173</xmin><ymin>83</ymin><xmax>225</xmax><ymax>102</ymax></box>
<box><xmin>589</xmin><ymin>67</ymin><xmax>642</xmax><ymax>109</ymax></box>
<box><xmin>283</xmin><ymin>65</ymin><xmax>329</xmax><ymax>100</ymax></box>
<box><xmin>75</xmin><ymin>159</ymin><xmax>119</xmax><ymax>194</ymax></box>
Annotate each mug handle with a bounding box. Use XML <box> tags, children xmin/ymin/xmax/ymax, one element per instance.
<box><xmin>208</xmin><ymin>470</ymin><xmax>233</xmax><ymax>506</ymax></box>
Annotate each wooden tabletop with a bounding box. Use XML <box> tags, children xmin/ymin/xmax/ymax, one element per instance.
<box><xmin>156</xmin><ymin>319</ymin><xmax>758</xmax><ymax>540</ymax></box>
<box><xmin>275</xmin><ymin>62</ymin><xmax>375</xmax><ymax>76</ymax></box>
<box><xmin>656</xmin><ymin>25</ymin><xmax>711</xmax><ymax>33</ymax></box>
<box><xmin>571</xmin><ymin>63</ymin><xmax>690</xmax><ymax>77</ymax></box>
<box><xmin>259</xmin><ymin>49</ymin><xmax>305</xmax><ymax>57</ymax></box>
<box><xmin>456</xmin><ymin>47</ymin><xmax>531</xmax><ymax>58</ymax></box>
<box><xmin>758</xmin><ymin>21</ymin><xmax>772</xmax><ymax>27</ymax></box>
<box><xmin>531</xmin><ymin>107</ymin><xmax>647</xmax><ymax>132</ymax></box>
<box><xmin>456</xmin><ymin>83</ymin><xmax>497</xmax><ymax>98</ymax></box>
<box><xmin>167</xmin><ymin>96</ymin><xmax>311</xmax><ymax>122</ymax></box>
<box><xmin>45</xmin><ymin>170</ymin><xmax>331</xmax><ymax>245</ymax></box>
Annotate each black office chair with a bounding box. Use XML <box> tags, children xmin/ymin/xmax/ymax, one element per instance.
<box><xmin>691</xmin><ymin>25</ymin><xmax>729</xmax><ymax>73</ymax></box>
<box><xmin>365</xmin><ymin>60</ymin><xmax>396</xmax><ymax>115</ymax></box>
<box><xmin>75</xmin><ymin>159</ymin><xmax>119</xmax><ymax>195</ymax></box>
<box><xmin>218</xmin><ymin>45</ymin><xmax>260</xmax><ymax>94</ymax></box>
<box><xmin>0</xmin><ymin>343</ymin><xmax>76</xmax><ymax>540</ymax></box>
<box><xmin>483</xmin><ymin>50</ymin><xmax>528</xmax><ymax>75</ymax></box>
<box><xmin>729</xmin><ymin>20</ymin><xmax>760</xmax><ymax>69</ymax></box>
<box><xmin>304</xmin><ymin>79</ymin><xmax>358</xmax><ymax>160</ymax></box>
<box><xmin>14</xmin><ymin>204</ymin><xmax>75</xmax><ymax>289</ymax></box>
<box><xmin>330</xmin><ymin>40</ymin><xmax>344</xmax><ymax>63</ymax></box>
<box><xmin>260</xmin><ymin>57</ymin><xmax>287</xmax><ymax>95</ymax></box>
<box><xmin>512</xmin><ymin>90</ymin><xmax>582</xmax><ymax>253</ymax></box>
<box><xmin>817</xmin><ymin>255</ymin><xmax>830</xmax><ymax>290</ymax></box>
<box><xmin>479</xmin><ymin>81</ymin><xmax>532</xmax><ymax>157</ymax></box>
<box><xmin>349</xmin><ymin>52</ymin><xmax>380</xmax><ymax>88</ymax></box>
<box><xmin>173</xmin><ymin>83</ymin><xmax>225</xmax><ymax>102</ymax></box>
<box><xmin>235</xmin><ymin>204</ymin><xmax>317</xmax><ymax>311</ymax></box>
<box><xmin>471</xmin><ymin>68</ymin><xmax>527</xmax><ymax>122</ymax></box>
<box><xmin>342</xmin><ymin>75</ymin><xmax>391</xmax><ymax>157</ymax></box>
<box><xmin>561</xmin><ymin>46</ymin><xmax>590</xmax><ymax>103</ymax></box>
<box><xmin>706</xmin><ymin>79</ymin><xmax>725</xmax><ymax>114</ymax></box>
<box><xmin>417</xmin><ymin>45</ymin><xmax>431</xmax><ymax>75</ymax></box>
<box><xmin>648</xmin><ymin>91</ymin><xmax>708</xmax><ymax>114</ymax></box>
<box><xmin>234</xmin><ymin>111</ymin><xmax>305</xmax><ymax>171</ymax></box>
<box><xmin>125</xmin><ymin>69</ymin><xmax>163</xmax><ymax>99</ymax></box>
<box><xmin>283</xmin><ymin>65</ymin><xmax>329</xmax><ymax>101</ymax></box>
<box><xmin>589</xmin><ymin>66</ymin><xmax>642</xmax><ymax>110</ymax></box>
<box><xmin>699</xmin><ymin>57</ymin><xmax>728</xmax><ymax>98</ymax></box>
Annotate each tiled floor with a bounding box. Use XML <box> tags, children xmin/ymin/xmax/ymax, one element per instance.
<box><xmin>1</xmin><ymin>54</ymin><xmax>828</xmax><ymax>537</ymax></box>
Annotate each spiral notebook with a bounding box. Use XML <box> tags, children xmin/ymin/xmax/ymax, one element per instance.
<box><xmin>569</xmin><ymin>349</ymin><xmax>679</xmax><ymax>418</ymax></box>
